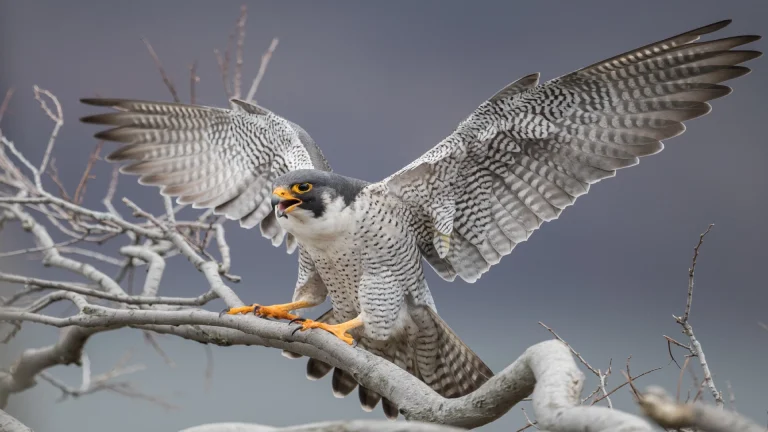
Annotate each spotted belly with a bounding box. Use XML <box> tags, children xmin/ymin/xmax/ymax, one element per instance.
<box><xmin>306</xmin><ymin>245</ymin><xmax>363</xmax><ymax>322</ymax></box>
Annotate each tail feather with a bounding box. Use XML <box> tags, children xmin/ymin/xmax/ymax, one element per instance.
<box><xmin>358</xmin><ymin>386</ymin><xmax>381</xmax><ymax>412</ymax></box>
<box><xmin>283</xmin><ymin>307</ymin><xmax>492</xmax><ymax>420</ymax></box>
<box><xmin>306</xmin><ymin>358</ymin><xmax>332</xmax><ymax>381</ymax></box>
<box><xmin>381</xmin><ymin>398</ymin><xmax>399</xmax><ymax>420</ymax></box>
<box><xmin>421</xmin><ymin>306</ymin><xmax>493</xmax><ymax>398</ymax></box>
<box><xmin>331</xmin><ymin>367</ymin><xmax>358</xmax><ymax>397</ymax></box>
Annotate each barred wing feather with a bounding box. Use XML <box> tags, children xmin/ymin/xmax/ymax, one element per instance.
<box><xmin>385</xmin><ymin>20</ymin><xmax>760</xmax><ymax>282</ymax></box>
<box><xmin>81</xmin><ymin>98</ymin><xmax>331</xmax><ymax>252</ymax></box>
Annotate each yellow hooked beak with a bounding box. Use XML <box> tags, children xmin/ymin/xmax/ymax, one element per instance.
<box><xmin>272</xmin><ymin>187</ymin><xmax>302</xmax><ymax>218</ymax></box>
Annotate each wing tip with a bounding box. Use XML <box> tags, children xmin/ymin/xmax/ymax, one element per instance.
<box><xmin>80</xmin><ymin>114</ymin><xmax>108</xmax><ymax>124</ymax></box>
<box><xmin>80</xmin><ymin>97</ymin><xmax>115</xmax><ymax>107</ymax></box>
<box><xmin>281</xmin><ymin>350</ymin><xmax>302</xmax><ymax>359</ymax></box>
<box><xmin>331</xmin><ymin>389</ymin><xmax>349</xmax><ymax>398</ymax></box>
<box><xmin>699</xmin><ymin>19</ymin><xmax>732</xmax><ymax>35</ymax></box>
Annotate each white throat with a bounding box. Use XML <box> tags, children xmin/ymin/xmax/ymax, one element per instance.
<box><xmin>276</xmin><ymin>194</ymin><xmax>354</xmax><ymax>246</ymax></box>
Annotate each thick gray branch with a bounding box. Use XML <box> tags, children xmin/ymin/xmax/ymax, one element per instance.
<box><xmin>640</xmin><ymin>386</ymin><xmax>765</xmax><ymax>432</ymax></box>
<box><xmin>181</xmin><ymin>420</ymin><xmax>464</xmax><ymax>432</ymax></box>
<box><xmin>0</xmin><ymin>326</ymin><xmax>94</xmax><ymax>408</ymax></box>
<box><xmin>0</xmin><ymin>302</ymin><xmax>653</xmax><ymax>430</ymax></box>
<box><xmin>0</xmin><ymin>272</ymin><xmax>216</xmax><ymax>306</ymax></box>
<box><xmin>0</xmin><ymin>409</ymin><xmax>33</xmax><ymax>432</ymax></box>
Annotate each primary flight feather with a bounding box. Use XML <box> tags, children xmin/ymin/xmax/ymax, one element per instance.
<box><xmin>81</xmin><ymin>20</ymin><xmax>760</xmax><ymax>418</ymax></box>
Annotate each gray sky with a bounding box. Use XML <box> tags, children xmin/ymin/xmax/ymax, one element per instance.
<box><xmin>1</xmin><ymin>1</ymin><xmax>766</xmax><ymax>431</ymax></box>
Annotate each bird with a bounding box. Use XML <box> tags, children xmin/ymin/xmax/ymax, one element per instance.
<box><xmin>80</xmin><ymin>20</ymin><xmax>760</xmax><ymax>419</ymax></box>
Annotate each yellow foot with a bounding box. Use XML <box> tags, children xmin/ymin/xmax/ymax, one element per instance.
<box><xmin>291</xmin><ymin>317</ymin><xmax>363</xmax><ymax>345</ymax></box>
<box><xmin>224</xmin><ymin>304</ymin><xmax>299</xmax><ymax>321</ymax></box>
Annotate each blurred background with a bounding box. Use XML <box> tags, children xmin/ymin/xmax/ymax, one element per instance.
<box><xmin>1</xmin><ymin>1</ymin><xmax>766</xmax><ymax>431</ymax></box>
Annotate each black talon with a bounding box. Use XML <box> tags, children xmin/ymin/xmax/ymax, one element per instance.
<box><xmin>219</xmin><ymin>308</ymin><xmax>230</xmax><ymax>317</ymax></box>
<box><xmin>289</xmin><ymin>317</ymin><xmax>306</xmax><ymax>325</ymax></box>
<box><xmin>291</xmin><ymin>326</ymin><xmax>303</xmax><ymax>336</ymax></box>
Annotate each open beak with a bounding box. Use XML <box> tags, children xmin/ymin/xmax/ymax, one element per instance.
<box><xmin>272</xmin><ymin>187</ymin><xmax>302</xmax><ymax>218</ymax></box>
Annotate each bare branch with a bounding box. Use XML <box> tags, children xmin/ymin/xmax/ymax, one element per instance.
<box><xmin>72</xmin><ymin>141</ymin><xmax>103</xmax><ymax>204</ymax></box>
<box><xmin>232</xmin><ymin>5</ymin><xmax>247</xmax><ymax>99</ymax></box>
<box><xmin>598</xmin><ymin>363</ymin><xmax>612</xmax><ymax>409</ymax></box>
<box><xmin>683</xmin><ymin>223</ymin><xmax>714</xmax><ymax>322</ymax></box>
<box><xmin>246</xmin><ymin>38</ymin><xmax>279</xmax><ymax>102</ymax></box>
<box><xmin>1</xmin><ymin>292</ymin><xmax>655</xmax><ymax>431</ymax></box>
<box><xmin>0</xmin><ymin>409</ymin><xmax>33</xmax><ymax>432</ymax></box>
<box><xmin>0</xmin><ymin>324</ymin><xmax>94</xmax><ymax>408</ymax></box>
<box><xmin>0</xmin><ymin>236</ymin><xmax>82</xmax><ymax>259</ymax></box>
<box><xmin>32</xmin><ymin>86</ymin><xmax>63</xmax><ymax>177</ymax></box>
<box><xmin>214</xmin><ymin>24</ymin><xmax>235</xmax><ymax>100</ymax></box>
<box><xmin>538</xmin><ymin>321</ymin><xmax>599</xmax><ymax>376</ymax></box>
<box><xmin>45</xmin><ymin>158</ymin><xmax>71</xmax><ymax>201</ymax></box>
<box><xmin>102</xmin><ymin>165</ymin><xmax>120</xmax><ymax>215</ymax></box>
<box><xmin>672</xmin><ymin>224</ymin><xmax>723</xmax><ymax>407</ymax></box>
<box><xmin>182</xmin><ymin>420</ymin><xmax>464</xmax><ymax>432</ymax></box>
<box><xmin>640</xmin><ymin>386</ymin><xmax>764</xmax><ymax>432</ymax></box>
<box><xmin>515</xmin><ymin>407</ymin><xmax>538</xmax><ymax>431</ymax></box>
<box><xmin>591</xmin><ymin>366</ymin><xmax>662</xmax><ymax>406</ymax></box>
<box><xmin>0</xmin><ymin>272</ymin><xmax>216</xmax><ymax>306</ymax></box>
<box><xmin>189</xmin><ymin>60</ymin><xmax>199</xmax><ymax>105</ymax></box>
<box><xmin>143</xmin><ymin>332</ymin><xmax>176</xmax><ymax>367</ymax></box>
<box><xmin>141</xmin><ymin>37</ymin><xmax>181</xmax><ymax>103</ymax></box>
<box><xmin>0</xmin><ymin>88</ymin><xmax>15</xmax><ymax>124</ymax></box>
<box><xmin>215</xmin><ymin>223</ymin><xmax>232</xmax><ymax>274</ymax></box>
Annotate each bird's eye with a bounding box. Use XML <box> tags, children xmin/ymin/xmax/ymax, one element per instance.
<box><xmin>292</xmin><ymin>183</ymin><xmax>313</xmax><ymax>194</ymax></box>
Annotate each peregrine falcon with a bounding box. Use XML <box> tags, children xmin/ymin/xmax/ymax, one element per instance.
<box><xmin>81</xmin><ymin>21</ymin><xmax>760</xmax><ymax>418</ymax></box>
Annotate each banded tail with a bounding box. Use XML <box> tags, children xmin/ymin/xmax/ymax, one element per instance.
<box><xmin>283</xmin><ymin>307</ymin><xmax>492</xmax><ymax>419</ymax></box>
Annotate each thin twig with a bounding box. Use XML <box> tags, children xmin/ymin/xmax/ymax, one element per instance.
<box><xmin>598</xmin><ymin>361</ymin><xmax>613</xmax><ymax>409</ymax></box>
<box><xmin>673</xmin><ymin>224</ymin><xmax>723</xmax><ymax>407</ymax></box>
<box><xmin>33</xmin><ymin>86</ymin><xmax>63</xmax><ymax>177</ymax></box>
<box><xmin>591</xmin><ymin>366</ymin><xmax>662</xmax><ymax>405</ymax></box>
<box><xmin>246</xmin><ymin>38</ymin><xmax>279</xmax><ymax>102</ymax></box>
<box><xmin>73</xmin><ymin>141</ymin><xmax>103</xmax><ymax>204</ymax></box>
<box><xmin>683</xmin><ymin>223</ymin><xmax>714</xmax><ymax>322</ymax></box>
<box><xmin>58</xmin><ymin>246</ymin><xmax>125</xmax><ymax>266</ymax></box>
<box><xmin>189</xmin><ymin>60</ymin><xmax>199</xmax><ymax>105</ymax></box>
<box><xmin>232</xmin><ymin>5</ymin><xmax>247</xmax><ymax>99</ymax></box>
<box><xmin>0</xmin><ymin>237</ymin><xmax>82</xmax><ymax>259</ymax></box>
<box><xmin>0</xmin><ymin>88</ymin><xmax>14</xmax><ymax>124</ymax></box>
<box><xmin>143</xmin><ymin>332</ymin><xmax>176</xmax><ymax>367</ymax></box>
<box><xmin>515</xmin><ymin>407</ymin><xmax>538</xmax><ymax>431</ymax></box>
<box><xmin>538</xmin><ymin>321</ymin><xmax>599</xmax><ymax>376</ymax></box>
<box><xmin>664</xmin><ymin>335</ymin><xmax>692</xmax><ymax>352</ymax></box>
<box><xmin>46</xmin><ymin>159</ymin><xmax>71</xmax><ymax>201</ymax></box>
<box><xmin>214</xmin><ymin>25</ymin><xmax>236</xmax><ymax>100</ymax></box>
<box><xmin>141</xmin><ymin>38</ymin><xmax>181</xmax><ymax>103</ymax></box>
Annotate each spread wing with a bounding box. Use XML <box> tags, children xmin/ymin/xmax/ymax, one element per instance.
<box><xmin>80</xmin><ymin>98</ymin><xmax>331</xmax><ymax>252</ymax></box>
<box><xmin>383</xmin><ymin>20</ymin><xmax>761</xmax><ymax>282</ymax></box>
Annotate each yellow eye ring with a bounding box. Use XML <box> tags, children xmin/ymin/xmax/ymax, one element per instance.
<box><xmin>292</xmin><ymin>183</ymin><xmax>312</xmax><ymax>194</ymax></box>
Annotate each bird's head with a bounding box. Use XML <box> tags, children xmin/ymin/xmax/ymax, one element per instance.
<box><xmin>271</xmin><ymin>169</ymin><xmax>368</xmax><ymax>222</ymax></box>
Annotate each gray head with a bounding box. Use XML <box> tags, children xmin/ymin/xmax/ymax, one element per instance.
<box><xmin>271</xmin><ymin>169</ymin><xmax>369</xmax><ymax>219</ymax></box>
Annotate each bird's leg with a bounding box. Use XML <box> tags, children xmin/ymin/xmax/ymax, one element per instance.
<box><xmin>224</xmin><ymin>300</ymin><xmax>315</xmax><ymax>321</ymax></box>
<box><xmin>291</xmin><ymin>316</ymin><xmax>363</xmax><ymax>345</ymax></box>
